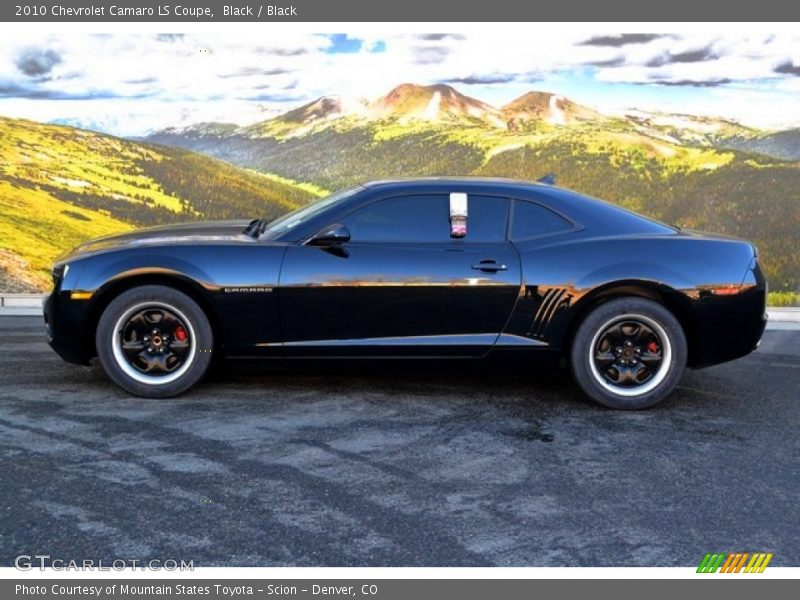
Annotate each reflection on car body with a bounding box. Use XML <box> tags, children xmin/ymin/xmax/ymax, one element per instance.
<box><xmin>45</xmin><ymin>177</ymin><xmax>766</xmax><ymax>408</ymax></box>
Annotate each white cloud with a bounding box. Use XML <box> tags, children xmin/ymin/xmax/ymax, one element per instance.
<box><xmin>1</xmin><ymin>32</ymin><xmax>799</xmax><ymax>133</ymax></box>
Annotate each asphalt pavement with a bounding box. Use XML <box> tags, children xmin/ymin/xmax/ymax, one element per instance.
<box><xmin>0</xmin><ymin>316</ymin><xmax>798</xmax><ymax>567</ymax></box>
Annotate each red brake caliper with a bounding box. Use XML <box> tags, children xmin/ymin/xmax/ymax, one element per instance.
<box><xmin>174</xmin><ymin>325</ymin><xmax>188</xmax><ymax>342</ymax></box>
<box><xmin>647</xmin><ymin>340</ymin><xmax>659</xmax><ymax>354</ymax></box>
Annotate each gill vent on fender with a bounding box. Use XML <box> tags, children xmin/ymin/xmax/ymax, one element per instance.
<box><xmin>528</xmin><ymin>287</ymin><xmax>572</xmax><ymax>338</ymax></box>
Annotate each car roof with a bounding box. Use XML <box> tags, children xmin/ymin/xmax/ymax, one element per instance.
<box><xmin>362</xmin><ymin>176</ymin><xmax>549</xmax><ymax>193</ymax></box>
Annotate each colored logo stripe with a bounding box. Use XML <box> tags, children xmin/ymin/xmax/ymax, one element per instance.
<box><xmin>720</xmin><ymin>553</ymin><xmax>748</xmax><ymax>573</ymax></box>
<box><xmin>697</xmin><ymin>553</ymin><xmax>725</xmax><ymax>573</ymax></box>
<box><xmin>698</xmin><ymin>552</ymin><xmax>773</xmax><ymax>573</ymax></box>
<box><xmin>720</xmin><ymin>553</ymin><xmax>736</xmax><ymax>573</ymax></box>
<box><xmin>745</xmin><ymin>553</ymin><xmax>773</xmax><ymax>573</ymax></box>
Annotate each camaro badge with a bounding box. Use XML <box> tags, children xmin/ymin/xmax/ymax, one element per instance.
<box><xmin>223</xmin><ymin>287</ymin><xmax>274</xmax><ymax>293</ymax></box>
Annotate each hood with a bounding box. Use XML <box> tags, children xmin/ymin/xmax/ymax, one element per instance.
<box><xmin>57</xmin><ymin>220</ymin><xmax>254</xmax><ymax>263</ymax></box>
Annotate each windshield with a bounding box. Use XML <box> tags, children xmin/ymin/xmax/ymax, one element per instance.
<box><xmin>259</xmin><ymin>185</ymin><xmax>363</xmax><ymax>240</ymax></box>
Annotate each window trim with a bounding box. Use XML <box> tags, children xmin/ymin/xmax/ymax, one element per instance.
<box><xmin>303</xmin><ymin>191</ymin><xmax>513</xmax><ymax>245</ymax></box>
<box><xmin>508</xmin><ymin>197</ymin><xmax>583</xmax><ymax>242</ymax></box>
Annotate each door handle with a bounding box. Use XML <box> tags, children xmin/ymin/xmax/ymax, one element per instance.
<box><xmin>472</xmin><ymin>260</ymin><xmax>508</xmax><ymax>273</ymax></box>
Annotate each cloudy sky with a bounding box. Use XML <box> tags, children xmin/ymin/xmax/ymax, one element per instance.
<box><xmin>1</xmin><ymin>32</ymin><xmax>800</xmax><ymax>135</ymax></box>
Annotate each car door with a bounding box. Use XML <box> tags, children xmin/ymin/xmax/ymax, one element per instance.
<box><xmin>277</xmin><ymin>193</ymin><xmax>521</xmax><ymax>356</ymax></box>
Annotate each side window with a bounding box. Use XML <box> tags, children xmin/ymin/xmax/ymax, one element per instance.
<box><xmin>343</xmin><ymin>195</ymin><xmax>449</xmax><ymax>242</ymax></box>
<box><xmin>342</xmin><ymin>194</ymin><xmax>510</xmax><ymax>243</ymax></box>
<box><xmin>466</xmin><ymin>196</ymin><xmax>510</xmax><ymax>242</ymax></box>
<box><xmin>511</xmin><ymin>199</ymin><xmax>573</xmax><ymax>239</ymax></box>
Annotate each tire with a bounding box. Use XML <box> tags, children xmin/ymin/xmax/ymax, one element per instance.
<box><xmin>570</xmin><ymin>297</ymin><xmax>687</xmax><ymax>410</ymax></box>
<box><xmin>96</xmin><ymin>285</ymin><xmax>213</xmax><ymax>398</ymax></box>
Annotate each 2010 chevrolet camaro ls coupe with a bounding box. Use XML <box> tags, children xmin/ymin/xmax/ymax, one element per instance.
<box><xmin>45</xmin><ymin>178</ymin><xmax>767</xmax><ymax>409</ymax></box>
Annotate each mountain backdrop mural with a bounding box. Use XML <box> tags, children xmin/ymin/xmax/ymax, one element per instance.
<box><xmin>149</xmin><ymin>83</ymin><xmax>800</xmax><ymax>297</ymax></box>
<box><xmin>0</xmin><ymin>117</ymin><xmax>315</xmax><ymax>291</ymax></box>
<box><xmin>1</xmin><ymin>33</ymin><xmax>799</xmax><ymax>303</ymax></box>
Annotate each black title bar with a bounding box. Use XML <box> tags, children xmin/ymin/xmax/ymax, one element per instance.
<box><xmin>3</xmin><ymin>579</ymin><xmax>795</xmax><ymax>600</ymax></box>
<box><xmin>3</xmin><ymin>0</ymin><xmax>800</xmax><ymax>22</ymax></box>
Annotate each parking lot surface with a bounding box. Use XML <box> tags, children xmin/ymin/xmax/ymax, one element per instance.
<box><xmin>0</xmin><ymin>316</ymin><xmax>798</xmax><ymax>566</ymax></box>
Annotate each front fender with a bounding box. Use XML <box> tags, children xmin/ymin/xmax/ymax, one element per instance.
<box><xmin>72</xmin><ymin>252</ymin><xmax>216</xmax><ymax>295</ymax></box>
<box><xmin>57</xmin><ymin>244</ymin><xmax>288</xmax><ymax>358</ymax></box>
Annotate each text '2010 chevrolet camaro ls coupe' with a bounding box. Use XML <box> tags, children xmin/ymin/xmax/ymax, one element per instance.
<box><xmin>45</xmin><ymin>178</ymin><xmax>767</xmax><ymax>409</ymax></box>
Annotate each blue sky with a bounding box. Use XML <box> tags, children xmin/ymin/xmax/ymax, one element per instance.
<box><xmin>0</xmin><ymin>32</ymin><xmax>798</xmax><ymax>135</ymax></box>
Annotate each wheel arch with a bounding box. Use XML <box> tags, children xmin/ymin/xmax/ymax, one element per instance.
<box><xmin>561</xmin><ymin>280</ymin><xmax>697</xmax><ymax>366</ymax></box>
<box><xmin>87</xmin><ymin>272</ymin><xmax>221</xmax><ymax>358</ymax></box>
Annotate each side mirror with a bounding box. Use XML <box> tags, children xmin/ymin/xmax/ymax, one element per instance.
<box><xmin>308</xmin><ymin>223</ymin><xmax>350</xmax><ymax>246</ymax></box>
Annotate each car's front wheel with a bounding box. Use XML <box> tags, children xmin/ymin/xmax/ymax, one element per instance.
<box><xmin>570</xmin><ymin>297</ymin><xmax>687</xmax><ymax>409</ymax></box>
<box><xmin>96</xmin><ymin>285</ymin><xmax>213</xmax><ymax>397</ymax></box>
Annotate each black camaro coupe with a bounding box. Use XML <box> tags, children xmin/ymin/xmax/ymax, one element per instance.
<box><xmin>45</xmin><ymin>178</ymin><xmax>766</xmax><ymax>409</ymax></box>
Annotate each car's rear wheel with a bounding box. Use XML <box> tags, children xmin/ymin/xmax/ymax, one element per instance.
<box><xmin>570</xmin><ymin>297</ymin><xmax>686</xmax><ymax>409</ymax></box>
<box><xmin>96</xmin><ymin>285</ymin><xmax>213</xmax><ymax>397</ymax></box>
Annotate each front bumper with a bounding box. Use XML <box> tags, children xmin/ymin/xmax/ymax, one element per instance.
<box><xmin>44</xmin><ymin>291</ymin><xmax>93</xmax><ymax>365</ymax></box>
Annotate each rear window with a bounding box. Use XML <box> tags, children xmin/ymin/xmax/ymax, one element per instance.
<box><xmin>511</xmin><ymin>200</ymin><xmax>573</xmax><ymax>239</ymax></box>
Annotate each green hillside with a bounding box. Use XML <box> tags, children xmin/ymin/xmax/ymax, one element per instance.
<box><xmin>149</xmin><ymin>89</ymin><xmax>800</xmax><ymax>293</ymax></box>
<box><xmin>721</xmin><ymin>128</ymin><xmax>800</xmax><ymax>161</ymax></box>
<box><xmin>475</xmin><ymin>137</ymin><xmax>800</xmax><ymax>292</ymax></box>
<box><xmin>0</xmin><ymin>117</ymin><xmax>317</xmax><ymax>291</ymax></box>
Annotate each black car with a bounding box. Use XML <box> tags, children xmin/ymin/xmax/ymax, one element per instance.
<box><xmin>45</xmin><ymin>178</ymin><xmax>767</xmax><ymax>409</ymax></box>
